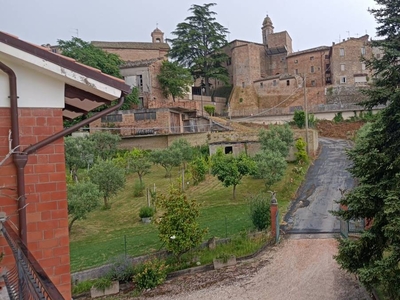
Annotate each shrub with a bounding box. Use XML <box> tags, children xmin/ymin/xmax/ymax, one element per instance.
<box><xmin>139</xmin><ymin>206</ymin><xmax>154</xmax><ymax>218</ymax></box>
<box><xmin>72</xmin><ymin>279</ymin><xmax>96</xmax><ymax>295</ymax></box>
<box><xmin>215</xmin><ymin>252</ymin><xmax>233</xmax><ymax>263</ymax></box>
<box><xmin>188</xmin><ymin>156</ymin><xmax>208</xmax><ymax>185</ymax></box>
<box><xmin>92</xmin><ymin>277</ymin><xmax>113</xmax><ymax>292</ymax></box>
<box><xmin>293</xmin><ymin>110</ymin><xmax>316</xmax><ymax>128</ymax></box>
<box><xmin>333</xmin><ymin>112</ymin><xmax>344</xmax><ymax>123</ymax></box>
<box><xmin>134</xmin><ymin>259</ymin><xmax>167</xmax><ymax>291</ymax></box>
<box><xmin>107</xmin><ymin>255</ymin><xmax>135</xmax><ymax>283</ymax></box>
<box><xmin>133</xmin><ymin>180</ymin><xmax>145</xmax><ymax>197</ymax></box>
<box><xmin>249</xmin><ymin>194</ymin><xmax>271</xmax><ymax>231</ymax></box>
<box><xmin>294</xmin><ymin>137</ymin><xmax>309</xmax><ymax>164</ymax></box>
<box><xmin>204</xmin><ymin>105</ymin><xmax>215</xmax><ymax>116</ymax></box>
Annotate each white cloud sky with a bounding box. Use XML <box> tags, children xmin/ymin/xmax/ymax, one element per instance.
<box><xmin>0</xmin><ymin>0</ymin><xmax>379</xmax><ymax>51</ymax></box>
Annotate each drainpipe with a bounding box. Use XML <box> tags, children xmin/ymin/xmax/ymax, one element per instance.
<box><xmin>0</xmin><ymin>60</ymin><xmax>125</xmax><ymax>245</ymax></box>
<box><xmin>0</xmin><ymin>61</ymin><xmax>28</xmax><ymax>243</ymax></box>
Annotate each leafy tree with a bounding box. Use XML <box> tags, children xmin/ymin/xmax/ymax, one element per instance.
<box><xmin>169</xmin><ymin>139</ymin><xmax>193</xmax><ymax>169</ymax></box>
<box><xmin>115</xmin><ymin>149</ymin><xmax>152</xmax><ymax>186</ymax></box>
<box><xmin>258</xmin><ymin>124</ymin><xmax>294</xmax><ymax>158</ymax></box>
<box><xmin>67</xmin><ymin>181</ymin><xmax>101</xmax><ymax>232</ymax></box>
<box><xmin>334</xmin><ymin>2</ymin><xmax>400</xmax><ymax>297</ymax></box>
<box><xmin>58</xmin><ymin>37</ymin><xmax>122</xmax><ymax>78</ymax></box>
<box><xmin>157</xmin><ymin>187</ymin><xmax>207</xmax><ymax>261</ymax></box>
<box><xmin>293</xmin><ymin>110</ymin><xmax>316</xmax><ymax>128</ymax></box>
<box><xmin>89</xmin><ymin>160</ymin><xmax>125</xmax><ymax>208</ymax></box>
<box><xmin>294</xmin><ymin>137</ymin><xmax>309</xmax><ymax>164</ymax></box>
<box><xmin>89</xmin><ymin>131</ymin><xmax>121</xmax><ymax>161</ymax></box>
<box><xmin>150</xmin><ymin>148</ymin><xmax>182</xmax><ymax>178</ymax></box>
<box><xmin>168</xmin><ymin>3</ymin><xmax>229</xmax><ymax>95</ymax></box>
<box><xmin>188</xmin><ymin>156</ymin><xmax>208</xmax><ymax>185</ymax></box>
<box><xmin>64</xmin><ymin>136</ymin><xmax>95</xmax><ymax>182</ymax></box>
<box><xmin>211</xmin><ymin>149</ymin><xmax>255</xmax><ymax>199</ymax></box>
<box><xmin>57</xmin><ymin>37</ymin><xmax>138</xmax><ymax>127</ymax></box>
<box><xmin>157</xmin><ymin>60</ymin><xmax>193</xmax><ymax>102</ymax></box>
<box><xmin>252</xmin><ymin>151</ymin><xmax>287</xmax><ymax>189</ymax></box>
<box><xmin>249</xmin><ymin>193</ymin><xmax>271</xmax><ymax>231</ymax></box>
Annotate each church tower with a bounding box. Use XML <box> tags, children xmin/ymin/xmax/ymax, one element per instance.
<box><xmin>262</xmin><ymin>15</ymin><xmax>274</xmax><ymax>46</ymax></box>
<box><xmin>151</xmin><ymin>27</ymin><xmax>164</xmax><ymax>43</ymax></box>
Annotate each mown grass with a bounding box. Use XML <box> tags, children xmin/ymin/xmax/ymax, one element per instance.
<box><xmin>69</xmin><ymin>162</ymin><xmax>309</xmax><ymax>272</ymax></box>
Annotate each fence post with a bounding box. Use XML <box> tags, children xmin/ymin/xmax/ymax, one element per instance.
<box><xmin>270</xmin><ymin>203</ymin><xmax>278</xmax><ymax>239</ymax></box>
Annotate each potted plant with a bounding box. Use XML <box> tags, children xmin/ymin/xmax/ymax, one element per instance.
<box><xmin>213</xmin><ymin>252</ymin><xmax>236</xmax><ymax>270</ymax></box>
<box><xmin>90</xmin><ymin>277</ymin><xmax>119</xmax><ymax>298</ymax></box>
<box><xmin>139</xmin><ymin>206</ymin><xmax>154</xmax><ymax>223</ymax></box>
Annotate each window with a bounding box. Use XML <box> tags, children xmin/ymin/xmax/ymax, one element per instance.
<box><xmin>339</xmin><ymin>48</ymin><xmax>345</xmax><ymax>56</ymax></box>
<box><xmin>260</xmin><ymin>82</ymin><xmax>263</xmax><ymax>87</ymax></box>
<box><xmin>361</xmin><ymin>63</ymin><xmax>366</xmax><ymax>71</ymax></box>
<box><xmin>294</xmin><ymin>60</ymin><xmax>298</xmax><ymax>64</ymax></box>
<box><xmin>137</xmin><ymin>75</ymin><xmax>143</xmax><ymax>92</ymax></box>
<box><xmin>326</xmin><ymin>76</ymin><xmax>331</xmax><ymax>83</ymax></box>
<box><xmin>340</xmin><ymin>64</ymin><xmax>345</xmax><ymax>71</ymax></box>
<box><xmin>310</xmin><ymin>66</ymin><xmax>315</xmax><ymax>73</ymax></box>
<box><xmin>361</xmin><ymin>47</ymin><xmax>366</xmax><ymax>55</ymax></box>
<box><xmin>311</xmin><ymin>80</ymin><xmax>316</xmax><ymax>86</ymax></box>
<box><xmin>101</xmin><ymin>114</ymin><xmax>122</xmax><ymax>123</ymax></box>
<box><xmin>340</xmin><ymin>76</ymin><xmax>346</xmax><ymax>84</ymax></box>
<box><xmin>325</xmin><ymin>54</ymin><xmax>329</xmax><ymax>59</ymax></box>
<box><xmin>295</xmin><ymin>69</ymin><xmax>299</xmax><ymax>75</ymax></box>
<box><xmin>227</xmin><ymin>57</ymin><xmax>232</xmax><ymax>65</ymax></box>
<box><xmin>134</xmin><ymin>112</ymin><xmax>156</xmax><ymax>121</ymax></box>
<box><xmin>225</xmin><ymin>146</ymin><xmax>233</xmax><ymax>154</ymax></box>
<box><xmin>273</xmin><ymin>80</ymin><xmax>277</xmax><ymax>86</ymax></box>
<box><xmin>310</xmin><ymin>56</ymin><xmax>314</xmax><ymax>61</ymax></box>
<box><xmin>286</xmin><ymin>80</ymin><xmax>290</xmax><ymax>86</ymax></box>
<box><xmin>138</xmin><ymin>97</ymin><xmax>144</xmax><ymax>108</ymax></box>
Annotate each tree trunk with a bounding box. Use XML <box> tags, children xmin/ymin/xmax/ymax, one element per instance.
<box><xmin>233</xmin><ymin>185</ymin><xmax>237</xmax><ymax>200</ymax></box>
<box><xmin>68</xmin><ymin>217</ymin><xmax>79</xmax><ymax>233</ymax></box>
<box><xmin>138</xmin><ymin>173</ymin><xmax>143</xmax><ymax>186</ymax></box>
<box><xmin>103</xmin><ymin>195</ymin><xmax>109</xmax><ymax>209</ymax></box>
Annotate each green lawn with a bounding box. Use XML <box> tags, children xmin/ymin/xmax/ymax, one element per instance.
<box><xmin>69</xmin><ymin>163</ymin><xmax>308</xmax><ymax>272</ymax></box>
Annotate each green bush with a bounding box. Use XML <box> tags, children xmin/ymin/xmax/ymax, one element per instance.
<box><xmin>333</xmin><ymin>112</ymin><xmax>344</xmax><ymax>123</ymax></box>
<box><xmin>133</xmin><ymin>181</ymin><xmax>145</xmax><ymax>197</ymax></box>
<box><xmin>92</xmin><ymin>277</ymin><xmax>113</xmax><ymax>292</ymax></box>
<box><xmin>295</xmin><ymin>137</ymin><xmax>309</xmax><ymax>164</ymax></box>
<box><xmin>293</xmin><ymin>110</ymin><xmax>316</xmax><ymax>128</ymax></box>
<box><xmin>72</xmin><ymin>279</ymin><xmax>96</xmax><ymax>295</ymax></box>
<box><xmin>204</xmin><ymin>105</ymin><xmax>215</xmax><ymax>116</ymax></box>
<box><xmin>249</xmin><ymin>194</ymin><xmax>271</xmax><ymax>231</ymax></box>
<box><xmin>107</xmin><ymin>255</ymin><xmax>136</xmax><ymax>283</ymax></box>
<box><xmin>139</xmin><ymin>206</ymin><xmax>154</xmax><ymax>218</ymax></box>
<box><xmin>134</xmin><ymin>259</ymin><xmax>167</xmax><ymax>291</ymax></box>
<box><xmin>189</xmin><ymin>157</ymin><xmax>208</xmax><ymax>185</ymax></box>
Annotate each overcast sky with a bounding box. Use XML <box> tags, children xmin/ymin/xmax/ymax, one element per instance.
<box><xmin>1</xmin><ymin>0</ymin><xmax>379</xmax><ymax>52</ymax></box>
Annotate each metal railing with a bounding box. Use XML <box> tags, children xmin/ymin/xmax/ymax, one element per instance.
<box><xmin>0</xmin><ymin>220</ymin><xmax>64</xmax><ymax>299</ymax></box>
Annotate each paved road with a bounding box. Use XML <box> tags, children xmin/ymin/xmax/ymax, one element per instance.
<box><xmin>284</xmin><ymin>138</ymin><xmax>355</xmax><ymax>233</ymax></box>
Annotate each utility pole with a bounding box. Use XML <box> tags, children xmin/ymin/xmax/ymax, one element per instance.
<box><xmin>200</xmin><ymin>85</ymin><xmax>204</xmax><ymax>117</ymax></box>
<box><xmin>303</xmin><ymin>74</ymin><xmax>310</xmax><ymax>156</ymax></box>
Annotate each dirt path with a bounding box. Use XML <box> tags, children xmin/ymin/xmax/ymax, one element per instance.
<box><xmin>137</xmin><ymin>237</ymin><xmax>370</xmax><ymax>300</ymax></box>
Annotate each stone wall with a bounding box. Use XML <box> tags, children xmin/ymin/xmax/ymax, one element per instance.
<box><xmin>101</xmin><ymin>48</ymin><xmax>168</xmax><ymax>62</ymax></box>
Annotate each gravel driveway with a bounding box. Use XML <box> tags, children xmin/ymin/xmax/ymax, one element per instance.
<box><xmin>139</xmin><ymin>237</ymin><xmax>370</xmax><ymax>300</ymax></box>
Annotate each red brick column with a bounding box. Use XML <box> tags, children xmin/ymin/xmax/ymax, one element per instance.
<box><xmin>0</xmin><ymin>107</ymin><xmax>71</xmax><ymax>299</ymax></box>
<box><xmin>270</xmin><ymin>203</ymin><xmax>278</xmax><ymax>239</ymax></box>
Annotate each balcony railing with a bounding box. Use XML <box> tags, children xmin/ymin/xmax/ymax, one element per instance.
<box><xmin>0</xmin><ymin>220</ymin><xmax>64</xmax><ymax>300</ymax></box>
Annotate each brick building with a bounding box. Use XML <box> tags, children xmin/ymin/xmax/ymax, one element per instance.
<box><xmin>224</xmin><ymin>15</ymin><xmax>379</xmax><ymax>113</ymax></box>
<box><xmin>0</xmin><ymin>31</ymin><xmax>130</xmax><ymax>299</ymax></box>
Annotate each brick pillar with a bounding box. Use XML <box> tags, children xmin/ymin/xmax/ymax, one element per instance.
<box><xmin>270</xmin><ymin>203</ymin><xmax>278</xmax><ymax>239</ymax></box>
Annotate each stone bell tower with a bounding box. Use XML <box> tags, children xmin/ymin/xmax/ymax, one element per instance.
<box><xmin>151</xmin><ymin>27</ymin><xmax>164</xmax><ymax>43</ymax></box>
<box><xmin>262</xmin><ymin>15</ymin><xmax>274</xmax><ymax>46</ymax></box>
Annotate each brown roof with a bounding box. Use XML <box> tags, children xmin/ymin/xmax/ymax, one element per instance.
<box><xmin>92</xmin><ymin>41</ymin><xmax>170</xmax><ymax>50</ymax></box>
<box><xmin>0</xmin><ymin>31</ymin><xmax>131</xmax><ymax>95</ymax></box>
<box><xmin>120</xmin><ymin>58</ymin><xmax>162</xmax><ymax>69</ymax></box>
<box><xmin>287</xmin><ymin>46</ymin><xmax>331</xmax><ymax>58</ymax></box>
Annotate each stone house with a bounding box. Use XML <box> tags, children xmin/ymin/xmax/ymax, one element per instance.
<box><xmin>0</xmin><ymin>31</ymin><xmax>130</xmax><ymax>299</ymax></box>
<box><xmin>223</xmin><ymin>15</ymin><xmax>379</xmax><ymax>115</ymax></box>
